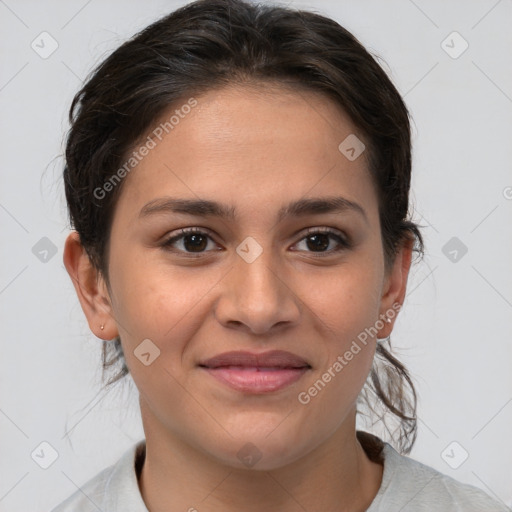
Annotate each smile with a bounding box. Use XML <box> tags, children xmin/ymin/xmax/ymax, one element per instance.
<box><xmin>199</xmin><ymin>350</ymin><xmax>311</xmax><ymax>393</ymax></box>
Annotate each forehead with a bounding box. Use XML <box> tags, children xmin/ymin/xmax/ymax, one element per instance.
<box><xmin>113</xmin><ymin>84</ymin><xmax>379</xmax><ymax>225</ymax></box>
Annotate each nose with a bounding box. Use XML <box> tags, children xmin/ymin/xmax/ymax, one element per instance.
<box><xmin>213</xmin><ymin>247</ymin><xmax>301</xmax><ymax>335</ymax></box>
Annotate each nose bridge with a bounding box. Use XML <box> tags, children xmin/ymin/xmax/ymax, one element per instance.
<box><xmin>235</xmin><ymin>238</ymin><xmax>283</xmax><ymax>307</ymax></box>
<box><xmin>214</xmin><ymin>236</ymin><xmax>300</xmax><ymax>333</ymax></box>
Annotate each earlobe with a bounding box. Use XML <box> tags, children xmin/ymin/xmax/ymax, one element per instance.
<box><xmin>63</xmin><ymin>231</ymin><xmax>118</xmax><ymax>340</ymax></box>
<box><xmin>377</xmin><ymin>238</ymin><xmax>414</xmax><ymax>339</ymax></box>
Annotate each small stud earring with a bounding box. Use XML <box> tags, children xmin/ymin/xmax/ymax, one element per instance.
<box><xmin>100</xmin><ymin>324</ymin><xmax>104</xmax><ymax>330</ymax></box>
<box><xmin>376</xmin><ymin>317</ymin><xmax>392</xmax><ymax>343</ymax></box>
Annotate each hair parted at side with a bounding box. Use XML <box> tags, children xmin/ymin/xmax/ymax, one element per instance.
<box><xmin>63</xmin><ymin>0</ymin><xmax>424</xmax><ymax>454</ymax></box>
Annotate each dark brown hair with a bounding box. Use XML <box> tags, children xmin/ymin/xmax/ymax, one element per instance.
<box><xmin>64</xmin><ymin>0</ymin><xmax>424</xmax><ymax>454</ymax></box>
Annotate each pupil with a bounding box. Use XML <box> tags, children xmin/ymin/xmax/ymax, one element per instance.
<box><xmin>185</xmin><ymin>234</ymin><xmax>207</xmax><ymax>252</ymax></box>
<box><xmin>307</xmin><ymin>234</ymin><xmax>329</xmax><ymax>251</ymax></box>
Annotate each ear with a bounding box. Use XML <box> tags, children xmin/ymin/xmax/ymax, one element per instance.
<box><xmin>377</xmin><ymin>237</ymin><xmax>414</xmax><ymax>339</ymax></box>
<box><xmin>63</xmin><ymin>231</ymin><xmax>118</xmax><ymax>340</ymax></box>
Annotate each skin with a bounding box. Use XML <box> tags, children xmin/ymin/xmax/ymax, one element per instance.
<box><xmin>64</xmin><ymin>83</ymin><xmax>413</xmax><ymax>512</ymax></box>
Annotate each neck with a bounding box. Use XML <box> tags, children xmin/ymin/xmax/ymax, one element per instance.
<box><xmin>137</xmin><ymin>402</ymin><xmax>384</xmax><ymax>512</ymax></box>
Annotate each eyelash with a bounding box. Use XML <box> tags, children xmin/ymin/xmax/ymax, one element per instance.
<box><xmin>161</xmin><ymin>227</ymin><xmax>351</xmax><ymax>257</ymax></box>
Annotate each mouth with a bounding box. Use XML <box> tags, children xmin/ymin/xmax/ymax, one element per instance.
<box><xmin>198</xmin><ymin>350</ymin><xmax>311</xmax><ymax>394</ymax></box>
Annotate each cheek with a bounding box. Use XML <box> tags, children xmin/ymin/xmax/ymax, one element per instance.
<box><xmin>108</xmin><ymin>249</ymin><xmax>221</xmax><ymax>353</ymax></box>
<box><xmin>107</xmin><ymin>256</ymin><xmax>214</xmax><ymax>408</ymax></box>
<box><xmin>295</xmin><ymin>257</ymin><xmax>382</xmax><ymax>390</ymax></box>
<box><xmin>295</xmin><ymin>270</ymin><xmax>380</xmax><ymax>432</ymax></box>
<box><xmin>300</xmin><ymin>259</ymin><xmax>382</xmax><ymax>339</ymax></box>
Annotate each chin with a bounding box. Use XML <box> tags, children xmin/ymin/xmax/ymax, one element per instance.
<box><xmin>217</xmin><ymin>442</ymin><xmax>305</xmax><ymax>472</ymax></box>
<box><xmin>206</xmin><ymin>421</ymin><xmax>313</xmax><ymax>472</ymax></box>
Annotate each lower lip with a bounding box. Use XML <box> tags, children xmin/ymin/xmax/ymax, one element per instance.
<box><xmin>202</xmin><ymin>366</ymin><xmax>309</xmax><ymax>393</ymax></box>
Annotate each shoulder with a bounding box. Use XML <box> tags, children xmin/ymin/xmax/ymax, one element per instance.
<box><xmin>365</xmin><ymin>436</ymin><xmax>510</xmax><ymax>511</ymax></box>
<box><xmin>50</xmin><ymin>439</ymin><xmax>148</xmax><ymax>512</ymax></box>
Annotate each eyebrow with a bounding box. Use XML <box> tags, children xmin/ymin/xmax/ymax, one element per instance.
<box><xmin>139</xmin><ymin>195</ymin><xmax>368</xmax><ymax>224</ymax></box>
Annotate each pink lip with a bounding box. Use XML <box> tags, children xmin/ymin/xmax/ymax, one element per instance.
<box><xmin>199</xmin><ymin>350</ymin><xmax>311</xmax><ymax>394</ymax></box>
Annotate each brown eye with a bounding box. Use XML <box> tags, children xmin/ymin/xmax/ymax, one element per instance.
<box><xmin>181</xmin><ymin>233</ymin><xmax>208</xmax><ymax>252</ymax></box>
<box><xmin>162</xmin><ymin>228</ymin><xmax>218</xmax><ymax>254</ymax></box>
<box><xmin>293</xmin><ymin>228</ymin><xmax>351</xmax><ymax>255</ymax></box>
<box><xmin>305</xmin><ymin>233</ymin><xmax>330</xmax><ymax>252</ymax></box>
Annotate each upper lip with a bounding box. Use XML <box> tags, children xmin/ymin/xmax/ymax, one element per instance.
<box><xmin>200</xmin><ymin>350</ymin><xmax>311</xmax><ymax>369</ymax></box>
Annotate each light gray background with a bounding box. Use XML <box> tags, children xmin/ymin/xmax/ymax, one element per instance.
<box><xmin>1</xmin><ymin>0</ymin><xmax>511</xmax><ymax>510</ymax></box>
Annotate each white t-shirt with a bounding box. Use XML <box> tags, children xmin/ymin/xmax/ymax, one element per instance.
<box><xmin>51</xmin><ymin>434</ymin><xmax>510</xmax><ymax>511</ymax></box>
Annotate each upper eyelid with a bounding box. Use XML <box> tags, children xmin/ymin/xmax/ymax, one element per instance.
<box><xmin>301</xmin><ymin>226</ymin><xmax>346</xmax><ymax>237</ymax></box>
<box><xmin>163</xmin><ymin>226</ymin><xmax>348</xmax><ymax>248</ymax></box>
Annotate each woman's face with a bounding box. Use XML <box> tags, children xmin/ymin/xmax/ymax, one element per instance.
<box><xmin>89</xmin><ymin>85</ymin><xmax>408</xmax><ymax>469</ymax></box>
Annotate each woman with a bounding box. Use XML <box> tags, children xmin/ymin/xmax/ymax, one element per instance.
<box><xmin>53</xmin><ymin>0</ymin><xmax>509</xmax><ymax>510</ymax></box>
